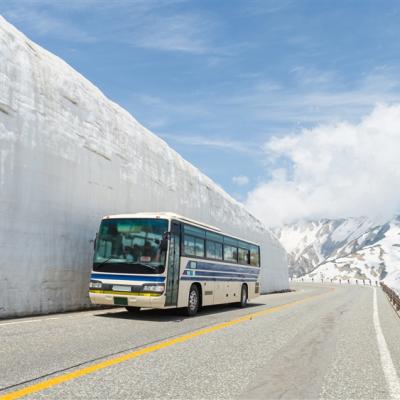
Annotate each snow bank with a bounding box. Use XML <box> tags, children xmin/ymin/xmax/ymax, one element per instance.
<box><xmin>0</xmin><ymin>16</ymin><xmax>288</xmax><ymax>318</ymax></box>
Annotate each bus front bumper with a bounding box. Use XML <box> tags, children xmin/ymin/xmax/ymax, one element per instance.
<box><xmin>89</xmin><ymin>290</ymin><xmax>166</xmax><ymax>308</ymax></box>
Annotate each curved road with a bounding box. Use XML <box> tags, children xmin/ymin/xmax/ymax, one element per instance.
<box><xmin>0</xmin><ymin>283</ymin><xmax>399</xmax><ymax>399</ymax></box>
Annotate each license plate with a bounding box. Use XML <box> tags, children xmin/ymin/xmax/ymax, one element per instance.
<box><xmin>114</xmin><ymin>297</ymin><xmax>128</xmax><ymax>306</ymax></box>
<box><xmin>113</xmin><ymin>285</ymin><xmax>131</xmax><ymax>292</ymax></box>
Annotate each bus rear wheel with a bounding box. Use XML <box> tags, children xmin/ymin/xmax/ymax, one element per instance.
<box><xmin>185</xmin><ymin>285</ymin><xmax>200</xmax><ymax>316</ymax></box>
<box><xmin>125</xmin><ymin>306</ymin><xmax>141</xmax><ymax>313</ymax></box>
<box><xmin>238</xmin><ymin>284</ymin><xmax>248</xmax><ymax>307</ymax></box>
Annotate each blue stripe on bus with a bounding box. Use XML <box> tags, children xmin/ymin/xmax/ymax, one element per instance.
<box><xmin>186</xmin><ymin>261</ymin><xmax>260</xmax><ymax>273</ymax></box>
<box><xmin>181</xmin><ymin>276</ymin><xmax>257</xmax><ymax>282</ymax></box>
<box><xmin>91</xmin><ymin>273</ymin><xmax>165</xmax><ymax>282</ymax></box>
<box><xmin>191</xmin><ymin>267</ymin><xmax>260</xmax><ymax>275</ymax></box>
<box><xmin>186</xmin><ymin>261</ymin><xmax>260</xmax><ymax>274</ymax></box>
<box><xmin>183</xmin><ymin>270</ymin><xmax>258</xmax><ymax>279</ymax></box>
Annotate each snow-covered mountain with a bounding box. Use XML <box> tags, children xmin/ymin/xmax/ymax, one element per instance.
<box><xmin>274</xmin><ymin>216</ymin><xmax>400</xmax><ymax>293</ymax></box>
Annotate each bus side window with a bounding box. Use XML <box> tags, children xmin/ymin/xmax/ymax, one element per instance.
<box><xmin>238</xmin><ymin>248</ymin><xmax>250</xmax><ymax>265</ymax></box>
<box><xmin>206</xmin><ymin>240</ymin><xmax>223</xmax><ymax>260</ymax></box>
<box><xmin>224</xmin><ymin>245</ymin><xmax>238</xmax><ymax>263</ymax></box>
<box><xmin>194</xmin><ymin>237</ymin><xmax>205</xmax><ymax>257</ymax></box>
<box><xmin>184</xmin><ymin>235</ymin><xmax>196</xmax><ymax>256</ymax></box>
<box><xmin>250</xmin><ymin>245</ymin><xmax>260</xmax><ymax>267</ymax></box>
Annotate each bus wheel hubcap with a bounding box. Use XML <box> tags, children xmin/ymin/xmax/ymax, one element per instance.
<box><xmin>189</xmin><ymin>290</ymin><xmax>197</xmax><ymax>310</ymax></box>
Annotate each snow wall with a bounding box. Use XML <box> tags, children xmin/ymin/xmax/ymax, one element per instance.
<box><xmin>0</xmin><ymin>16</ymin><xmax>288</xmax><ymax>318</ymax></box>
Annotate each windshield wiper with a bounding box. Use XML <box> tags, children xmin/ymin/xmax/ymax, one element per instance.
<box><xmin>127</xmin><ymin>262</ymin><xmax>161</xmax><ymax>271</ymax></box>
<box><xmin>94</xmin><ymin>256</ymin><xmax>118</xmax><ymax>269</ymax></box>
<box><xmin>94</xmin><ymin>260</ymin><xmax>162</xmax><ymax>272</ymax></box>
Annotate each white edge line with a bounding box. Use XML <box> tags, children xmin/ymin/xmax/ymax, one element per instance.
<box><xmin>0</xmin><ymin>309</ymin><xmax>123</xmax><ymax>327</ymax></box>
<box><xmin>0</xmin><ymin>317</ymin><xmax>61</xmax><ymax>326</ymax></box>
<box><xmin>373</xmin><ymin>287</ymin><xmax>400</xmax><ymax>399</ymax></box>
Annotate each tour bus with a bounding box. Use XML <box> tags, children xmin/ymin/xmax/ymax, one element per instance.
<box><xmin>89</xmin><ymin>212</ymin><xmax>261</xmax><ymax>316</ymax></box>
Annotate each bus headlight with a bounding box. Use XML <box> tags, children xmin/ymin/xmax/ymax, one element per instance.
<box><xmin>89</xmin><ymin>280</ymin><xmax>102</xmax><ymax>289</ymax></box>
<box><xmin>142</xmin><ymin>284</ymin><xmax>165</xmax><ymax>293</ymax></box>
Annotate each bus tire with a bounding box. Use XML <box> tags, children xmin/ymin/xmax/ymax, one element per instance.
<box><xmin>238</xmin><ymin>284</ymin><xmax>248</xmax><ymax>307</ymax></box>
<box><xmin>125</xmin><ymin>306</ymin><xmax>141</xmax><ymax>313</ymax></box>
<box><xmin>185</xmin><ymin>285</ymin><xmax>200</xmax><ymax>316</ymax></box>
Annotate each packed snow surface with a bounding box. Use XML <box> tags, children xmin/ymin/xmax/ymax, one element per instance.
<box><xmin>0</xmin><ymin>16</ymin><xmax>288</xmax><ymax>317</ymax></box>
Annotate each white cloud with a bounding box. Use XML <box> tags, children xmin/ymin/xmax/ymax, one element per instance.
<box><xmin>225</xmin><ymin>67</ymin><xmax>400</xmax><ymax>127</ymax></box>
<box><xmin>0</xmin><ymin>1</ymin><xmax>215</xmax><ymax>53</ymax></box>
<box><xmin>245</xmin><ymin>104</ymin><xmax>400</xmax><ymax>227</ymax></box>
<box><xmin>131</xmin><ymin>13</ymin><xmax>212</xmax><ymax>54</ymax></box>
<box><xmin>232</xmin><ymin>175</ymin><xmax>249</xmax><ymax>186</ymax></box>
<box><xmin>2</xmin><ymin>7</ymin><xmax>95</xmax><ymax>43</ymax></box>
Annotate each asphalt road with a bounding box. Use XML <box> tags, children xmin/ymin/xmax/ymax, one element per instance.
<box><xmin>0</xmin><ymin>283</ymin><xmax>399</xmax><ymax>400</ymax></box>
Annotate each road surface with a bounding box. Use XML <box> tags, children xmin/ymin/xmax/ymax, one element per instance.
<box><xmin>0</xmin><ymin>283</ymin><xmax>399</xmax><ymax>399</ymax></box>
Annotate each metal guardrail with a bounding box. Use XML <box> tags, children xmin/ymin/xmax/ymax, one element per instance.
<box><xmin>290</xmin><ymin>277</ymin><xmax>379</xmax><ymax>286</ymax></box>
<box><xmin>380</xmin><ymin>282</ymin><xmax>400</xmax><ymax>315</ymax></box>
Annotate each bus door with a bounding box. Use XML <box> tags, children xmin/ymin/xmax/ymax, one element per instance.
<box><xmin>165</xmin><ymin>222</ymin><xmax>181</xmax><ymax>306</ymax></box>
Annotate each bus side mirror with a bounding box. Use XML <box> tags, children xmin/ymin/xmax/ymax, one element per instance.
<box><xmin>160</xmin><ymin>239</ymin><xmax>168</xmax><ymax>252</ymax></box>
<box><xmin>93</xmin><ymin>233</ymin><xmax>98</xmax><ymax>250</ymax></box>
<box><xmin>160</xmin><ymin>232</ymin><xmax>170</xmax><ymax>251</ymax></box>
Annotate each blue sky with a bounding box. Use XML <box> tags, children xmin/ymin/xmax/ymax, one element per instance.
<box><xmin>2</xmin><ymin>0</ymin><xmax>400</xmax><ymax>224</ymax></box>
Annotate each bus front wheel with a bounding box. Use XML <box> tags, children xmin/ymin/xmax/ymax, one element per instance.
<box><xmin>185</xmin><ymin>285</ymin><xmax>200</xmax><ymax>316</ymax></box>
<box><xmin>238</xmin><ymin>284</ymin><xmax>248</xmax><ymax>307</ymax></box>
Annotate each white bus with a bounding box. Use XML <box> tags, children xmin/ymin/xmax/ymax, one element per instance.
<box><xmin>89</xmin><ymin>212</ymin><xmax>261</xmax><ymax>316</ymax></box>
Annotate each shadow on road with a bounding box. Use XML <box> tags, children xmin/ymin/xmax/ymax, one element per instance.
<box><xmin>94</xmin><ymin>302</ymin><xmax>266</xmax><ymax>322</ymax></box>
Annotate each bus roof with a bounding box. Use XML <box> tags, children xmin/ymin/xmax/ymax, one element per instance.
<box><xmin>103</xmin><ymin>212</ymin><xmax>221</xmax><ymax>232</ymax></box>
<box><xmin>102</xmin><ymin>212</ymin><xmax>259</xmax><ymax>246</ymax></box>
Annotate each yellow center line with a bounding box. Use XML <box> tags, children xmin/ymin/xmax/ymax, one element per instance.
<box><xmin>0</xmin><ymin>287</ymin><xmax>335</xmax><ymax>400</ymax></box>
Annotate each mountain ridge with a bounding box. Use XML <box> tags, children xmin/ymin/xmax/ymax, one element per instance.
<box><xmin>274</xmin><ymin>216</ymin><xmax>400</xmax><ymax>293</ymax></box>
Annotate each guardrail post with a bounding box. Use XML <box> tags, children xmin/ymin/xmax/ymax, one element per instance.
<box><xmin>339</xmin><ymin>279</ymin><xmax>341</xmax><ymax>284</ymax></box>
<box><xmin>348</xmin><ymin>279</ymin><xmax>350</xmax><ymax>284</ymax></box>
<box><xmin>356</xmin><ymin>280</ymin><xmax>358</xmax><ymax>285</ymax></box>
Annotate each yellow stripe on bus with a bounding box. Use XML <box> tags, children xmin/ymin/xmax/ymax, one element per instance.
<box><xmin>89</xmin><ymin>290</ymin><xmax>160</xmax><ymax>297</ymax></box>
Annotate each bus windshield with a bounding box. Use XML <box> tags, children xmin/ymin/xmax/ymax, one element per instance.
<box><xmin>93</xmin><ymin>218</ymin><xmax>168</xmax><ymax>274</ymax></box>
